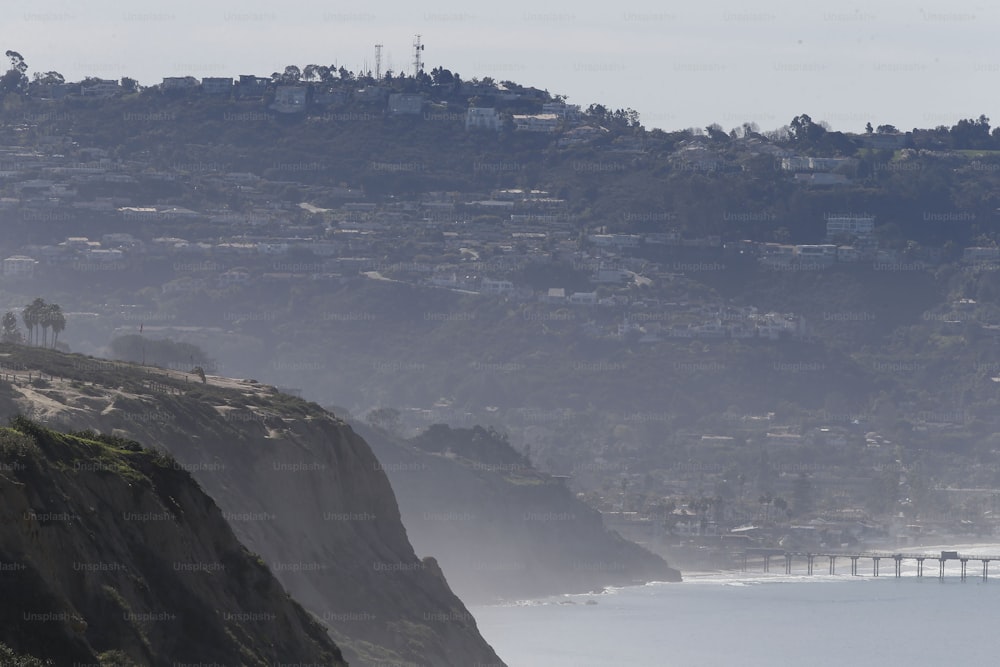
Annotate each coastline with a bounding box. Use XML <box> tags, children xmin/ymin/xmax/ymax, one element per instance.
<box><xmin>471</xmin><ymin>556</ymin><xmax>1000</xmax><ymax>667</ymax></box>
<box><xmin>475</xmin><ymin>542</ymin><xmax>1000</xmax><ymax>610</ymax></box>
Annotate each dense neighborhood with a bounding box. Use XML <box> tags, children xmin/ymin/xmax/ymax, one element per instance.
<box><xmin>4</xmin><ymin>63</ymin><xmax>1000</xmax><ymax>566</ymax></box>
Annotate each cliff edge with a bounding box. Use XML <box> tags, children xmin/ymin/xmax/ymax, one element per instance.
<box><xmin>0</xmin><ymin>417</ymin><xmax>345</xmax><ymax>666</ymax></box>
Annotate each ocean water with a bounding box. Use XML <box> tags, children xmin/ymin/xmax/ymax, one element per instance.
<box><xmin>472</xmin><ymin>545</ymin><xmax>1000</xmax><ymax>667</ymax></box>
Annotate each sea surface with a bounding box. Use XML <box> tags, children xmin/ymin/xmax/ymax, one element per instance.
<box><xmin>471</xmin><ymin>544</ymin><xmax>1000</xmax><ymax>666</ymax></box>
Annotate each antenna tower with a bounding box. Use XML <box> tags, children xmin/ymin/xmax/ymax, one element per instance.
<box><xmin>375</xmin><ymin>43</ymin><xmax>383</xmax><ymax>80</ymax></box>
<box><xmin>412</xmin><ymin>35</ymin><xmax>425</xmax><ymax>77</ymax></box>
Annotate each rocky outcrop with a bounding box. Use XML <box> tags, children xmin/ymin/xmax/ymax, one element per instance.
<box><xmin>0</xmin><ymin>418</ymin><xmax>346</xmax><ymax>666</ymax></box>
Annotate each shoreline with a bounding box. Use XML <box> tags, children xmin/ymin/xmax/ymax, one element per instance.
<box><xmin>472</xmin><ymin>545</ymin><xmax>1000</xmax><ymax>608</ymax></box>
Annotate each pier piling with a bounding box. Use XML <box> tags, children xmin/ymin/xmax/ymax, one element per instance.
<box><xmin>739</xmin><ymin>549</ymin><xmax>999</xmax><ymax>581</ymax></box>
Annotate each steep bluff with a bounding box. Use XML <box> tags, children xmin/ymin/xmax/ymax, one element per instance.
<box><xmin>0</xmin><ymin>418</ymin><xmax>346</xmax><ymax>667</ymax></box>
<box><xmin>357</xmin><ymin>423</ymin><xmax>681</xmax><ymax>604</ymax></box>
<box><xmin>0</xmin><ymin>345</ymin><xmax>505</xmax><ymax>667</ymax></box>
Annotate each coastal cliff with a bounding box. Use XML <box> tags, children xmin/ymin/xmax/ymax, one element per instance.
<box><xmin>0</xmin><ymin>345</ymin><xmax>504</xmax><ymax>667</ymax></box>
<box><xmin>358</xmin><ymin>423</ymin><xmax>681</xmax><ymax>603</ymax></box>
<box><xmin>0</xmin><ymin>417</ymin><xmax>346</xmax><ymax>666</ymax></box>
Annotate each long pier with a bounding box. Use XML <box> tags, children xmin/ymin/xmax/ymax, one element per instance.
<box><xmin>740</xmin><ymin>548</ymin><xmax>1000</xmax><ymax>581</ymax></box>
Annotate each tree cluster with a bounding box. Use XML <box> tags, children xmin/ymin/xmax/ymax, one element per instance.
<box><xmin>18</xmin><ymin>298</ymin><xmax>65</xmax><ymax>348</ymax></box>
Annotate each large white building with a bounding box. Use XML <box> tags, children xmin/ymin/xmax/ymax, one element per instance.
<box><xmin>3</xmin><ymin>255</ymin><xmax>37</xmax><ymax>278</ymax></box>
<box><xmin>466</xmin><ymin>107</ymin><xmax>502</xmax><ymax>131</ymax></box>
<box><xmin>512</xmin><ymin>113</ymin><xmax>560</xmax><ymax>132</ymax></box>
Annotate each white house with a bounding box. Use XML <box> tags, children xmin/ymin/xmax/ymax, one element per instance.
<box><xmin>569</xmin><ymin>291</ymin><xmax>597</xmax><ymax>305</ymax></box>
<box><xmin>512</xmin><ymin>113</ymin><xmax>560</xmax><ymax>132</ymax></box>
<box><xmin>466</xmin><ymin>107</ymin><xmax>502</xmax><ymax>131</ymax></box>
<box><xmin>2</xmin><ymin>255</ymin><xmax>37</xmax><ymax>278</ymax></box>
<box><xmin>481</xmin><ymin>278</ymin><xmax>515</xmax><ymax>295</ymax></box>
<box><xmin>540</xmin><ymin>287</ymin><xmax>566</xmax><ymax>303</ymax></box>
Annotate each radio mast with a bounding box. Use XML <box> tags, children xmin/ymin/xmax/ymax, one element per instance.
<box><xmin>412</xmin><ymin>35</ymin><xmax>425</xmax><ymax>77</ymax></box>
<box><xmin>374</xmin><ymin>43</ymin><xmax>383</xmax><ymax>80</ymax></box>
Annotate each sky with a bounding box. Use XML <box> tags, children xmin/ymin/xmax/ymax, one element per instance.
<box><xmin>4</xmin><ymin>0</ymin><xmax>998</xmax><ymax>134</ymax></box>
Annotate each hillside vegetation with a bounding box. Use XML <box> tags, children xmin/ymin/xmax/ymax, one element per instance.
<box><xmin>0</xmin><ymin>417</ymin><xmax>345</xmax><ymax>667</ymax></box>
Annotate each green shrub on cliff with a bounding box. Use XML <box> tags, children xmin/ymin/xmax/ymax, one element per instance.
<box><xmin>0</xmin><ymin>643</ymin><xmax>52</xmax><ymax>667</ymax></box>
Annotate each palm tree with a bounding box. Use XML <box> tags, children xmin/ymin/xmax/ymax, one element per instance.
<box><xmin>22</xmin><ymin>298</ymin><xmax>46</xmax><ymax>346</ymax></box>
<box><xmin>38</xmin><ymin>303</ymin><xmax>53</xmax><ymax>348</ymax></box>
<box><xmin>20</xmin><ymin>303</ymin><xmax>33</xmax><ymax>345</ymax></box>
<box><xmin>48</xmin><ymin>304</ymin><xmax>65</xmax><ymax>348</ymax></box>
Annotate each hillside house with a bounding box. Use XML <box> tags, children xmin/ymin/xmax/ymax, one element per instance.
<box><xmin>466</xmin><ymin>107</ymin><xmax>502</xmax><ymax>131</ymax></box>
<box><xmin>201</xmin><ymin>77</ymin><xmax>233</xmax><ymax>95</ymax></box>
<box><xmin>388</xmin><ymin>93</ymin><xmax>423</xmax><ymax>115</ymax></box>
<box><xmin>963</xmin><ymin>247</ymin><xmax>1000</xmax><ymax>263</ymax></box>
<box><xmin>512</xmin><ymin>114</ymin><xmax>560</xmax><ymax>132</ymax></box>
<box><xmin>540</xmin><ymin>287</ymin><xmax>566</xmax><ymax>303</ymax></box>
<box><xmin>161</xmin><ymin>76</ymin><xmax>199</xmax><ymax>92</ymax></box>
<box><xmin>272</xmin><ymin>86</ymin><xmax>306</xmax><ymax>113</ymax></box>
<box><xmin>541</xmin><ymin>102</ymin><xmax>582</xmax><ymax>120</ymax></box>
<box><xmin>826</xmin><ymin>215</ymin><xmax>875</xmax><ymax>239</ymax></box>
<box><xmin>2</xmin><ymin>255</ymin><xmax>37</xmax><ymax>278</ymax></box>
<box><xmin>236</xmin><ymin>75</ymin><xmax>269</xmax><ymax>99</ymax></box>
<box><xmin>79</xmin><ymin>79</ymin><xmax>122</xmax><ymax>98</ymax></box>
<box><xmin>591</xmin><ymin>267</ymin><xmax>631</xmax><ymax>284</ymax></box>
<box><xmin>480</xmin><ymin>278</ymin><xmax>515</xmax><ymax>295</ymax></box>
<box><xmin>569</xmin><ymin>291</ymin><xmax>598</xmax><ymax>305</ymax></box>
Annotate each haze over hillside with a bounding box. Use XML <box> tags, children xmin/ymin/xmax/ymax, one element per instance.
<box><xmin>3</xmin><ymin>53</ymin><xmax>1000</xmax><ymax>622</ymax></box>
<box><xmin>357</xmin><ymin>422</ymin><xmax>680</xmax><ymax>603</ymax></box>
<box><xmin>0</xmin><ymin>345</ymin><xmax>505</xmax><ymax>667</ymax></box>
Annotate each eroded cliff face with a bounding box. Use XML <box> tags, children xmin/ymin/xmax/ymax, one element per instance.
<box><xmin>0</xmin><ymin>419</ymin><xmax>346</xmax><ymax>667</ymax></box>
<box><xmin>0</xmin><ymin>346</ymin><xmax>505</xmax><ymax>667</ymax></box>
<box><xmin>357</xmin><ymin>423</ymin><xmax>682</xmax><ymax>604</ymax></box>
